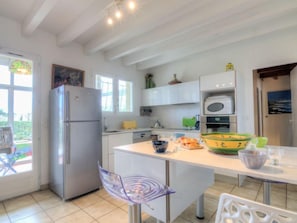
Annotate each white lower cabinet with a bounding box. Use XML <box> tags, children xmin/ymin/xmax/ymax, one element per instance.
<box><xmin>102</xmin><ymin>133</ymin><xmax>133</xmax><ymax>172</ymax></box>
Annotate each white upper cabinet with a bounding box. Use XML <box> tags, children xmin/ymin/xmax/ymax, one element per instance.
<box><xmin>200</xmin><ymin>71</ymin><xmax>235</xmax><ymax>92</ymax></box>
<box><xmin>142</xmin><ymin>80</ymin><xmax>199</xmax><ymax>106</ymax></box>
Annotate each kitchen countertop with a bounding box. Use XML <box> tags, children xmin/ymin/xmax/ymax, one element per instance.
<box><xmin>102</xmin><ymin>128</ymin><xmax>200</xmax><ymax>135</ymax></box>
<box><xmin>102</xmin><ymin>128</ymin><xmax>152</xmax><ymax>135</ymax></box>
<box><xmin>114</xmin><ymin>141</ymin><xmax>297</xmax><ymax>185</ymax></box>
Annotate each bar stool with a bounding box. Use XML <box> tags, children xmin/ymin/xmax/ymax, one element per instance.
<box><xmin>98</xmin><ymin>162</ymin><xmax>175</xmax><ymax>223</ymax></box>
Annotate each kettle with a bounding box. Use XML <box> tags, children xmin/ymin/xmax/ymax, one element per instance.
<box><xmin>154</xmin><ymin>120</ymin><xmax>162</xmax><ymax>128</ymax></box>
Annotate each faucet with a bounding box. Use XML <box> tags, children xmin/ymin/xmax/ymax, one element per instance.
<box><xmin>103</xmin><ymin>117</ymin><xmax>108</xmax><ymax>131</ymax></box>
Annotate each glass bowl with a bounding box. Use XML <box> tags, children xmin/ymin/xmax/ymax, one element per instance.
<box><xmin>238</xmin><ymin>149</ymin><xmax>268</xmax><ymax>169</ymax></box>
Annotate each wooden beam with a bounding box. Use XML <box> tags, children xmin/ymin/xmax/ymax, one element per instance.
<box><xmin>22</xmin><ymin>0</ymin><xmax>58</xmax><ymax>36</ymax></box>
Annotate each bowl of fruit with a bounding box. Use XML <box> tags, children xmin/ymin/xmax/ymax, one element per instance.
<box><xmin>201</xmin><ymin>132</ymin><xmax>253</xmax><ymax>155</ymax></box>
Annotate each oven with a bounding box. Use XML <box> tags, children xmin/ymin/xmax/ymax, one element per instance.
<box><xmin>200</xmin><ymin>115</ymin><xmax>237</xmax><ymax>133</ymax></box>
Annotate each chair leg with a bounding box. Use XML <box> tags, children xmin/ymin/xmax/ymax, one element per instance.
<box><xmin>129</xmin><ymin>204</ymin><xmax>142</xmax><ymax>223</ymax></box>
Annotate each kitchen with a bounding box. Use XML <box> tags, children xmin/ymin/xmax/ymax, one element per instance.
<box><xmin>1</xmin><ymin>0</ymin><xmax>297</xmax><ymax>222</ymax></box>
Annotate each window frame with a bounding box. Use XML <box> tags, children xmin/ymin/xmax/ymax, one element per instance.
<box><xmin>95</xmin><ymin>74</ymin><xmax>134</xmax><ymax>114</ymax></box>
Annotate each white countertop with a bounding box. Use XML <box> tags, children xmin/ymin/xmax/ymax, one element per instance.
<box><xmin>102</xmin><ymin>128</ymin><xmax>200</xmax><ymax>135</ymax></box>
<box><xmin>114</xmin><ymin>141</ymin><xmax>297</xmax><ymax>185</ymax></box>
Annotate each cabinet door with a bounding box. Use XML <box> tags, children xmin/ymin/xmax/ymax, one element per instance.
<box><xmin>142</xmin><ymin>81</ymin><xmax>199</xmax><ymax>106</ymax></box>
<box><xmin>200</xmin><ymin>71</ymin><xmax>235</xmax><ymax>91</ymax></box>
<box><xmin>142</xmin><ymin>86</ymin><xmax>170</xmax><ymax>106</ymax></box>
<box><xmin>173</xmin><ymin>81</ymin><xmax>199</xmax><ymax>104</ymax></box>
<box><xmin>108</xmin><ymin>133</ymin><xmax>133</xmax><ymax>171</ymax></box>
<box><xmin>102</xmin><ymin>136</ymin><xmax>109</xmax><ymax>169</ymax></box>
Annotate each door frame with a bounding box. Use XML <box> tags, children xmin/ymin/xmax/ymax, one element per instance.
<box><xmin>0</xmin><ymin>48</ymin><xmax>41</xmax><ymax>201</ymax></box>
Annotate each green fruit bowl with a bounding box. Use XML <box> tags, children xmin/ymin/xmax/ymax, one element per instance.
<box><xmin>201</xmin><ymin>132</ymin><xmax>253</xmax><ymax>155</ymax></box>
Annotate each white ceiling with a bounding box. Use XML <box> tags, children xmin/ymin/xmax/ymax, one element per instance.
<box><xmin>1</xmin><ymin>0</ymin><xmax>297</xmax><ymax>70</ymax></box>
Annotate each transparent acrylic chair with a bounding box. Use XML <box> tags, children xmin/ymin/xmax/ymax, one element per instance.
<box><xmin>215</xmin><ymin>193</ymin><xmax>297</xmax><ymax>223</ymax></box>
<box><xmin>98</xmin><ymin>162</ymin><xmax>175</xmax><ymax>223</ymax></box>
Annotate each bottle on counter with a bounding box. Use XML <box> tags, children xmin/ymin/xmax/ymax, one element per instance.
<box><xmin>195</xmin><ymin>115</ymin><xmax>200</xmax><ymax>130</ymax></box>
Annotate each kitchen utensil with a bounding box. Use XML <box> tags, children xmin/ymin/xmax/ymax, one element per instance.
<box><xmin>182</xmin><ymin>117</ymin><xmax>196</xmax><ymax>128</ymax></box>
<box><xmin>238</xmin><ymin>149</ymin><xmax>268</xmax><ymax>169</ymax></box>
<box><xmin>153</xmin><ymin>120</ymin><xmax>162</xmax><ymax>128</ymax></box>
<box><xmin>201</xmin><ymin>132</ymin><xmax>252</xmax><ymax>155</ymax></box>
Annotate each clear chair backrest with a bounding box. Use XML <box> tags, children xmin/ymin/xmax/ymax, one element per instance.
<box><xmin>98</xmin><ymin>162</ymin><xmax>132</xmax><ymax>203</ymax></box>
<box><xmin>0</xmin><ymin>127</ymin><xmax>13</xmax><ymax>149</ymax></box>
<box><xmin>215</xmin><ymin>193</ymin><xmax>297</xmax><ymax>223</ymax></box>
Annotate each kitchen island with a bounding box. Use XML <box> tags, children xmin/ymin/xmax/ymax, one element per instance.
<box><xmin>114</xmin><ymin>141</ymin><xmax>297</xmax><ymax>223</ymax></box>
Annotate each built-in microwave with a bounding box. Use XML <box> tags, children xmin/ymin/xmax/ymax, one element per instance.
<box><xmin>204</xmin><ymin>95</ymin><xmax>234</xmax><ymax>115</ymax></box>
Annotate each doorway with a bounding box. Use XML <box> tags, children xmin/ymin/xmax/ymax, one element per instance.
<box><xmin>0</xmin><ymin>52</ymin><xmax>39</xmax><ymax>200</ymax></box>
<box><xmin>253</xmin><ymin>63</ymin><xmax>297</xmax><ymax>146</ymax></box>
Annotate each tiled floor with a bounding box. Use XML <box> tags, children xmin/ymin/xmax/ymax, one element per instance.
<box><xmin>1</xmin><ymin>175</ymin><xmax>297</xmax><ymax>223</ymax></box>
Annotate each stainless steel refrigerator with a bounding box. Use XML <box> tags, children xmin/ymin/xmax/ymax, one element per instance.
<box><xmin>49</xmin><ymin>85</ymin><xmax>102</xmax><ymax>200</ymax></box>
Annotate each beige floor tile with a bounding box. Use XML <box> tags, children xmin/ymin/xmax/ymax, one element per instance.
<box><xmin>97</xmin><ymin>208</ymin><xmax>128</xmax><ymax>223</ymax></box>
<box><xmin>31</xmin><ymin>190</ymin><xmax>57</xmax><ymax>202</ymax></box>
<box><xmin>205</xmin><ymin>181</ymin><xmax>235</xmax><ymax>198</ymax></box>
<box><xmin>4</xmin><ymin>195</ymin><xmax>36</xmax><ymax>212</ymax></box>
<box><xmin>83</xmin><ymin>199</ymin><xmax>117</xmax><ymax>219</ymax></box>
<box><xmin>7</xmin><ymin>203</ymin><xmax>43</xmax><ymax>222</ymax></box>
<box><xmin>256</xmin><ymin>184</ymin><xmax>287</xmax><ymax>208</ymax></box>
<box><xmin>55</xmin><ymin>210</ymin><xmax>94</xmax><ymax>223</ymax></box>
<box><xmin>38</xmin><ymin>196</ymin><xmax>63</xmax><ymax>210</ymax></box>
<box><xmin>45</xmin><ymin>202</ymin><xmax>80</xmax><ymax>221</ymax></box>
<box><xmin>287</xmin><ymin>183</ymin><xmax>297</xmax><ymax>192</ymax></box>
<box><xmin>230</xmin><ymin>186</ymin><xmax>259</xmax><ymax>200</ymax></box>
<box><xmin>14</xmin><ymin>212</ymin><xmax>53</xmax><ymax>223</ymax></box>
<box><xmin>94</xmin><ymin>189</ymin><xmax>110</xmax><ymax>200</ymax></box>
<box><xmin>103</xmin><ymin>195</ymin><xmax>127</xmax><ymax>207</ymax></box>
<box><xmin>287</xmin><ymin>198</ymin><xmax>297</xmax><ymax>212</ymax></box>
<box><xmin>72</xmin><ymin>193</ymin><xmax>101</xmax><ymax>209</ymax></box>
<box><xmin>287</xmin><ymin>190</ymin><xmax>297</xmax><ymax>201</ymax></box>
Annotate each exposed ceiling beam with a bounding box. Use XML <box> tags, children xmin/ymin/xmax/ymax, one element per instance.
<box><xmin>22</xmin><ymin>0</ymin><xmax>59</xmax><ymax>36</ymax></box>
<box><xmin>84</xmin><ymin>0</ymin><xmax>197</xmax><ymax>54</ymax></box>
<box><xmin>136</xmin><ymin>13</ymin><xmax>297</xmax><ymax>70</ymax></box>
<box><xmin>57</xmin><ymin>0</ymin><xmax>110</xmax><ymax>47</ymax></box>
<box><xmin>106</xmin><ymin>0</ymin><xmax>269</xmax><ymax>61</ymax></box>
<box><xmin>123</xmin><ymin>1</ymin><xmax>297</xmax><ymax>66</ymax></box>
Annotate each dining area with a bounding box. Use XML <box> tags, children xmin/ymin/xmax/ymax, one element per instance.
<box><xmin>112</xmin><ymin>134</ymin><xmax>297</xmax><ymax>223</ymax></box>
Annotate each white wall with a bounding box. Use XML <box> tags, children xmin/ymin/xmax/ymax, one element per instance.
<box><xmin>0</xmin><ymin>16</ymin><xmax>146</xmax><ymax>185</ymax></box>
<box><xmin>148</xmin><ymin>27</ymin><xmax>297</xmax><ymax>133</ymax></box>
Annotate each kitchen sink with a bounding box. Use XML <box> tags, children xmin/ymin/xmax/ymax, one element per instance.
<box><xmin>104</xmin><ymin>130</ymin><xmax>121</xmax><ymax>133</ymax></box>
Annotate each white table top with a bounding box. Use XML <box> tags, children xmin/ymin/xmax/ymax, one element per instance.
<box><xmin>114</xmin><ymin>141</ymin><xmax>297</xmax><ymax>185</ymax></box>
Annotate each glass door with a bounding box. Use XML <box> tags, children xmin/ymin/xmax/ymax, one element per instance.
<box><xmin>0</xmin><ymin>53</ymin><xmax>39</xmax><ymax>200</ymax></box>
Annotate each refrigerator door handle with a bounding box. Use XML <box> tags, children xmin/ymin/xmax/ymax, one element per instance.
<box><xmin>66</xmin><ymin>123</ymin><xmax>71</xmax><ymax>164</ymax></box>
<box><xmin>65</xmin><ymin>91</ymin><xmax>70</xmax><ymax>122</ymax></box>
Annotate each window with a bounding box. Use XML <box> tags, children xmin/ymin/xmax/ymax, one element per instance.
<box><xmin>95</xmin><ymin>75</ymin><xmax>133</xmax><ymax>113</ymax></box>
<box><xmin>96</xmin><ymin>75</ymin><xmax>113</xmax><ymax>112</ymax></box>
<box><xmin>119</xmin><ymin>80</ymin><xmax>132</xmax><ymax>112</ymax></box>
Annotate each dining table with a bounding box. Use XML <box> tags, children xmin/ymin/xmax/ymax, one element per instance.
<box><xmin>113</xmin><ymin>140</ymin><xmax>297</xmax><ymax>223</ymax></box>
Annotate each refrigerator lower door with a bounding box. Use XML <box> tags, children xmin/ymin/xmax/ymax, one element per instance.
<box><xmin>64</xmin><ymin>121</ymin><xmax>101</xmax><ymax>200</ymax></box>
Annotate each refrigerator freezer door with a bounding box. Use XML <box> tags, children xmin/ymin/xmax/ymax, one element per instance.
<box><xmin>64</xmin><ymin>121</ymin><xmax>101</xmax><ymax>200</ymax></box>
<box><xmin>65</xmin><ymin>86</ymin><xmax>101</xmax><ymax>122</ymax></box>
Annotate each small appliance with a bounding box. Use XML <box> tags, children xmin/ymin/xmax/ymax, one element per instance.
<box><xmin>204</xmin><ymin>95</ymin><xmax>234</xmax><ymax>115</ymax></box>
